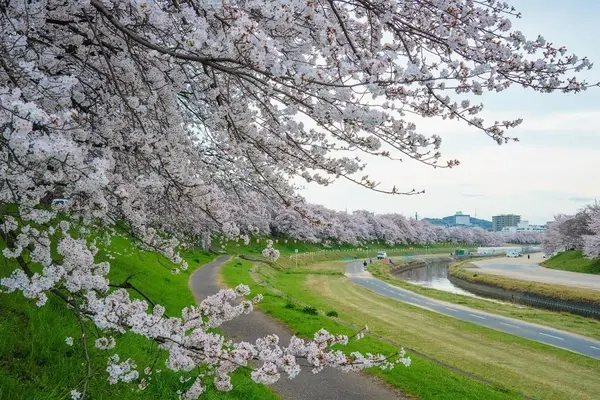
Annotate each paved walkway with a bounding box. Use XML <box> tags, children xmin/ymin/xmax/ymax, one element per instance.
<box><xmin>472</xmin><ymin>253</ymin><xmax>600</xmax><ymax>291</ymax></box>
<box><xmin>345</xmin><ymin>261</ymin><xmax>600</xmax><ymax>360</ymax></box>
<box><xmin>190</xmin><ymin>256</ymin><xmax>405</xmax><ymax>400</ymax></box>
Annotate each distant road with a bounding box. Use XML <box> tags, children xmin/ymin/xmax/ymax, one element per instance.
<box><xmin>472</xmin><ymin>253</ymin><xmax>600</xmax><ymax>291</ymax></box>
<box><xmin>345</xmin><ymin>261</ymin><xmax>600</xmax><ymax>360</ymax></box>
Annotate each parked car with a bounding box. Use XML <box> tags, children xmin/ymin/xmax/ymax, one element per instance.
<box><xmin>376</xmin><ymin>251</ymin><xmax>387</xmax><ymax>260</ymax></box>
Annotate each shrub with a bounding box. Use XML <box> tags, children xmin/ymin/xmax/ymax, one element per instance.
<box><xmin>302</xmin><ymin>306</ymin><xmax>318</xmax><ymax>315</ymax></box>
<box><xmin>326</xmin><ymin>310</ymin><xmax>338</xmax><ymax>317</ymax></box>
<box><xmin>284</xmin><ymin>302</ymin><xmax>295</xmax><ymax>309</ymax></box>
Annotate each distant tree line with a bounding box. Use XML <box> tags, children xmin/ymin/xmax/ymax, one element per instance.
<box><xmin>265</xmin><ymin>204</ymin><xmax>542</xmax><ymax>247</ymax></box>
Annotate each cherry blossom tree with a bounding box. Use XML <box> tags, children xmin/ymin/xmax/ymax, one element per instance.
<box><xmin>542</xmin><ymin>215</ymin><xmax>573</xmax><ymax>253</ymax></box>
<box><xmin>0</xmin><ymin>0</ymin><xmax>593</xmax><ymax>397</ymax></box>
<box><xmin>270</xmin><ymin>208</ymin><xmax>318</xmax><ymax>242</ymax></box>
<box><xmin>544</xmin><ymin>203</ymin><xmax>600</xmax><ymax>258</ymax></box>
<box><xmin>267</xmin><ymin>203</ymin><xmax>541</xmax><ymax>247</ymax></box>
<box><xmin>583</xmin><ymin>208</ymin><xmax>600</xmax><ymax>258</ymax></box>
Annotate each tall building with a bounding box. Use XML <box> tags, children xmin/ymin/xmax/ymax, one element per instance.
<box><xmin>492</xmin><ymin>214</ymin><xmax>521</xmax><ymax>231</ymax></box>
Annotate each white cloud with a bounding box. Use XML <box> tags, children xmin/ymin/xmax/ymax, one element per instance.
<box><xmin>298</xmin><ymin>114</ymin><xmax>600</xmax><ymax>223</ymax></box>
<box><xmin>515</xmin><ymin>111</ymin><xmax>600</xmax><ymax>133</ymax></box>
<box><xmin>295</xmin><ymin>0</ymin><xmax>600</xmax><ymax>224</ymax></box>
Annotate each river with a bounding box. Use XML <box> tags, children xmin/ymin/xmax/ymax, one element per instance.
<box><xmin>398</xmin><ymin>261</ymin><xmax>477</xmax><ymax>296</ymax></box>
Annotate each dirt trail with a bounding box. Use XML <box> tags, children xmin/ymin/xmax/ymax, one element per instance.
<box><xmin>190</xmin><ymin>256</ymin><xmax>407</xmax><ymax>400</ymax></box>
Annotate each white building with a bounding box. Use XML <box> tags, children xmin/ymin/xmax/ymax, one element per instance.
<box><xmin>501</xmin><ymin>220</ymin><xmax>547</xmax><ymax>234</ymax></box>
<box><xmin>477</xmin><ymin>246</ymin><xmax>523</xmax><ymax>256</ymax></box>
<box><xmin>453</xmin><ymin>211</ymin><xmax>471</xmax><ymax>226</ymax></box>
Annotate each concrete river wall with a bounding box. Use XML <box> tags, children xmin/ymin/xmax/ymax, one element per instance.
<box><xmin>390</xmin><ymin>256</ymin><xmax>455</xmax><ymax>275</ymax></box>
<box><xmin>448</xmin><ymin>275</ymin><xmax>600</xmax><ymax>320</ymax></box>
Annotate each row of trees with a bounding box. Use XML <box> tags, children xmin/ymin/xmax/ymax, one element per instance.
<box><xmin>267</xmin><ymin>204</ymin><xmax>542</xmax><ymax>247</ymax></box>
<box><xmin>543</xmin><ymin>203</ymin><xmax>600</xmax><ymax>258</ymax></box>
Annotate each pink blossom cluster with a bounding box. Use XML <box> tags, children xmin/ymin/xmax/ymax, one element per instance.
<box><xmin>82</xmin><ymin>283</ymin><xmax>411</xmax><ymax>398</ymax></box>
<box><xmin>262</xmin><ymin>240</ymin><xmax>281</xmax><ymax>261</ymax></box>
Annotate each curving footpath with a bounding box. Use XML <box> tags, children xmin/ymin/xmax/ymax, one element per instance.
<box><xmin>190</xmin><ymin>256</ymin><xmax>406</xmax><ymax>400</ymax></box>
<box><xmin>346</xmin><ymin>261</ymin><xmax>600</xmax><ymax>360</ymax></box>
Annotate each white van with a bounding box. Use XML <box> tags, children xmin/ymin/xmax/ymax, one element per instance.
<box><xmin>376</xmin><ymin>251</ymin><xmax>387</xmax><ymax>259</ymax></box>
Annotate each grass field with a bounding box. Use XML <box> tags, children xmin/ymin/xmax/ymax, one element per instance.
<box><xmin>219</xmin><ymin>236</ymin><xmax>470</xmax><ymax>261</ymax></box>
<box><xmin>0</xmin><ymin>235</ymin><xmax>278</xmax><ymax>400</ymax></box>
<box><xmin>219</xmin><ymin>235</ymin><xmax>474</xmax><ymax>254</ymax></box>
<box><xmin>221</xmin><ymin>259</ymin><xmax>600</xmax><ymax>400</ymax></box>
<box><xmin>366</xmin><ymin>260</ymin><xmax>600</xmax><ymax>340</ymax></box>
<box><xmin>237</xmin><ymin>244</ymin><xmax>460</xmax><ymax>270</ymax></box>
<box><xmin>542</xmin><ymin>250</ymin><xmax>600</xmax><ymax>274</ymax></box>
<box><xmin>450</xmin><ymin>263</ymin><xmax>600</xmax><ymax>307</ymax></box>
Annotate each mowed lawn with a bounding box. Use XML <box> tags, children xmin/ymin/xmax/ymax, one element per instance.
<box><xmin>542</xmin><ymin>250</ymin><xmax>600</xmax><ymax>274</ymax></box>
<box><xmin>0</xmin><ymin>236</ymin><xmax>278</xmax><ymax>400</ymax></box>
<box><xmin>367</xmin><ymin>260</ymin><xmax>600</xmax><ymax>341</ymax></box>
<box><xmin>236</xmin><ymin>261</ymin><xmax>600</xmax><ymax>400</ymax></box>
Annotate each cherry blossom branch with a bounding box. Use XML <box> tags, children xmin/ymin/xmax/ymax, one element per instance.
<box><xmin>73</xmin><ymin>306</ymin><xmax>93</xmax><ymax>400</ymax></box>
<box><xmin>89</xmin><ymin>0</ymin><xmax>238</xmax><ymax>65</ymax></box>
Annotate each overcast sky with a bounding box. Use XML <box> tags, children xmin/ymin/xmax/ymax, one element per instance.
<box><xmin>299</xmin><ymin>0</ymin><xmax>600</xmax><ymax>225</ymax></box>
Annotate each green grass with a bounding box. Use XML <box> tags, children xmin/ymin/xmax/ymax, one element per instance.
<box><xmin>238</xmin><ymin>244</ymin><xmax>459</xmax><ymax>271</ymax></box>
<box><xmin>217</xmin><ymin>235</ymin><xmax>470</xmax><ymax>258</ymax></box>
<box><xmin>450</xmin><ymin>264</ymin><xmax>600</xmax><ymax>307</ymax></box>
<box><xmin>542</xmin><ymin>250</ymin><xmax>600</xmax><ymax>274</ymax></box>
<box><xmin>221</xmin><ymin>259</ymin><xmax>600</xmax><ymax>400</ymax></box>
<box><xmin>366</xmin><ymin>260</ymin><xmax>600</xmax><ymax>341</ymax></box>
<box><xmin>221</xmin><ymin>259</ymin><xmax>524</xmax><ymax>400</ymax></box>
<box><xmin>0</xmin><ymin>235</ymin><xmax>278</xmax><ymax>400</ymax></box>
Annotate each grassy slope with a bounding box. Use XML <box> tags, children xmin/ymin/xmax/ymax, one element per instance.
<box><xmin>220</xmin><ymin>238</ymin><xmax>464</xmax><ymax>266</ymax></box>
<box><xmin>0</xmin><ymin>235</ymin><xmax>278</xmax><ymax>400</ymax></box>
<box><xmin>221</xmin><ymin>259</ymin><xmax>600</xmax><ymax>400</ymax></box>
<box><xmin>224</xmin><ymin>238</ymin><xmax>462</xmax><ymax>271</ymax></box>
<box><xmin>296</xmin><ymin>280</ymin><xmax>600</xmax><ymax>400</ymax></box>
<box><xmin>220</xmin><ymin>237</ymin><xmax>468</xmax><ymax>256</ymax></box>
<box><xmin>299</xmin><ymin>276</ymin><xmax>600</xmax><ymax>400</ymax></box>
<box><xmin>366</xmin><ymin>260</ymin><xmax>600</xmax><ymax>340</ymax></box>
<box><xmin>221</xmin><ymin>259</ymin><xmax>522</xmax><ymax>400</ymax></box>
<box><xmin>542</xmin><ymin>250</ymin><xmax>600</xmax><ymax>274</ymax></box>
<box><xmin>450</xmin><ymin>264</ymin><xmax>600</xmax><ymax>307</ymax></box>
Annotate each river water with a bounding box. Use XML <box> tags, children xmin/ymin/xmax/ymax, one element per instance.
<box><xmin>398</xmin><ymin>262</ymin><xmax>476</xmax><ymax>296</ymax></box>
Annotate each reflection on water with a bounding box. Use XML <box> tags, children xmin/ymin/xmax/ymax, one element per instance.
<box><xmin>399</xmin><ymin>262</ymin><xmax>475</xmax><ymax>296</ymax></box>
